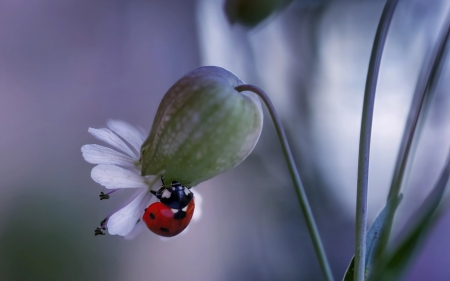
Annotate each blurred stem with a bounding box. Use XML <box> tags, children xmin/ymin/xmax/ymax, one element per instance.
<box><xmin>387</xmin><ymin>10</ymin><xmax>450</xmax><ymax>201</ymax></box>
<box><xmin>235</xmin><ymin>84</ymin><xmax>334</xmax><ymax>281</ymax></box>
<box><xmin>355</xmin><ymin>0</ymin><xmax>399</xmax><ymax>280</ymax></box>
<box><xmin>376</xmin><ymin>7</ymin><xmax>450</xmax><ymax>266</ymax></box>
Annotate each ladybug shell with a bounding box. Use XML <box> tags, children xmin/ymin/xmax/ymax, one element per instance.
<box><xmin>142</xmin><ymin>199</ymin><xmax>195</xmax><ymax>237</ymax></box>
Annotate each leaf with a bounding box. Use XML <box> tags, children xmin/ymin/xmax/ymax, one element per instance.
<box><xmin>342</xmin><ymin>194</ymin><xmax>403</xmax><ymax>281</ymax></box>
<box><xmin>365</xmin><ymin>194</ymin><xmax>403</xmax><ymax>278</ymax></box>
<box><xmin>342</xmin><ymin>259</ymin><xmax>354</xmax><ymax>281</ymax></box>
<box><xmin>376</xmin><ymin>151</ymin><xmax>450</xmax><ymax>281</ymax></box>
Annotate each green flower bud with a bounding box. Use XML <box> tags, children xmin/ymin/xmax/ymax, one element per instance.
<box><xmin>141</xmin><ymin>66</ymin><xmax>263</xmax><ymax>186</ymax></box>
<box><xmin>224</xmin><ymin>0</ymin><xmax>293</xmax><ymax>27</ymax></box>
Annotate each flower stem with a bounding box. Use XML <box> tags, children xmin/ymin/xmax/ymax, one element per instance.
<box><xmin>355</xmin><ymin>0</ymin><xmax>399</xmax><ymax>280</ymax></box>
<box><xmin>235</xmin><ymin>84</ymin><xmax>334</xmax><ymax>281</ymax></box>
<box><xmin>387</xmin><ymin>9</ymin><xmax>450</xmax><ymax>201</ymax></box>
<box><xmin>376</xmin><ymin>7</ymin><xmax>450</xmax><ymax>266</ymax></box>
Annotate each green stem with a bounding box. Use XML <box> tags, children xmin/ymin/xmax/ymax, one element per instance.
<box><xmin>376</xmin><ymin>7</ymin><xmax>450</xmax><ymax>266</ymax></box>
<box><xmin>235</xmin><ymin>84</ymin><xmax>334</xmax><ymax>281</ymax></box>
<box><xmin>387</xmin><ymin>10</ymin><xmax>450</xmax><ymax>201</ymax></box>
<box><xmin>355</xmin><ymin>0</ymin><xmax>399</xmax><ymax>280</ymax></box>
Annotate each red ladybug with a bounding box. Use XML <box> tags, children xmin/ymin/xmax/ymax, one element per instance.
<box><xmin>143</xmin><ymin>199</ymin><xmax>195</xmax><ymax>237</ymax></box>
<box><xmin>143</xmin><ymin>177</ymin><xmax>196</xmax><ymax>237</ymax></box>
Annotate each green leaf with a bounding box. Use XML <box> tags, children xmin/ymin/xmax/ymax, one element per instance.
<box><xmin>342</xmin><ymin>259</ymin><xmax>354</xmax><ymax>281</ymax></box>
<box><xmin>365</xmin><ymin>194</ymin><xmax>403</xmax><ymax>279</ymax></box>
<box><xmin>376</xmin><ymin>152</ymin><xmax>450</xmax><ymax>281</ymax></box>
<box><xmin>342</xmin><ymin>194</ymin><xmax>403</xmax><ymax>281</ymax></box>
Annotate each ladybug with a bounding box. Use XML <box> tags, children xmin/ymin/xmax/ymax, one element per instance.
<box><xmin>143</xmin><ymin>177</ymin><xmax>195</xmax><ymax>237</ymax></box>
<box><xmin>142</xmin><ymin>199</ymin><xmax>195</xmax><ymax>237</ymax></box>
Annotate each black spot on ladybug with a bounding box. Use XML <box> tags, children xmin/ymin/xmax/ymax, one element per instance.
<box><xmin>160</xmin><ymin>227</ymin><xmax>169</xmax><ymax>233</ymax></box>
<box><xmin>150</xmin><ymin>213</ymin><xmax>155</xmax><ymax>220</ymax></box>
<box><xmin>173</xmin><ymin>210</ymin><xmax>187</xmax><ymax>220</ymax></box>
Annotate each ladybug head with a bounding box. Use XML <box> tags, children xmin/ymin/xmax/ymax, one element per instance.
<box><xmin>152</xmin><ymin>181</ymin><xmax>193</xmax><ymax>209</ymax></box>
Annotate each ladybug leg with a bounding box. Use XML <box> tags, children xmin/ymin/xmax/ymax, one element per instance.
<box><xmin>151</xmin><ymin>186</ymin><xmax>170</xmax><ymax>200</ymax></box>
<box><xmin>150</xmin><ymin>176</ymin><xmax>167</xmax><ymax>198</ymax></box>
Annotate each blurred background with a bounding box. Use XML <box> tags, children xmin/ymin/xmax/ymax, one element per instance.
<box><xmin>1</xmin><ymin>0</ymin><xmax>450</xmax><ymax>280</ymax></box>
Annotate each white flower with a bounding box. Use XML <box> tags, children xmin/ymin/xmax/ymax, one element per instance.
<box><xmin>81</xmin><ymin>120</ymin><xmax>201</xmax><ymax>238</ymax></box>
<box><xmin>81</xmin><ymin>67</ymin><xmax>261</xmax><ymax>239</ymax></box>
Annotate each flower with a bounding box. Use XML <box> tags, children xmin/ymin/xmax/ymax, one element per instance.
<box><xmin>140</xmin><ymin>66</ymin><xmax>263</xmax><ymax>186</ymax></box>
<box><xmin>81</xmin><ymin>120</ymin><xmax>156</xmax><ymax>237</ymax></box>
<box><xmin>82</xmin><ymin>120</ymin><xmax>203</xmax><ymax>238</ymax></box>
<box><xmin>83</xmin><ymin>66</ymin><xmax>263</xmax><ymax>238</ymax></box>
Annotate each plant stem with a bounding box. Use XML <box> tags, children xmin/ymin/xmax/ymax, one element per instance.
<box><xmin>355</xmin><ymin>0</ymin><xmax>399</xmax><ymax>280</ymax></box>
<box><xmin>375</xmin><ymin>8</ymin><xmax>450</xmax><ymax>266</ymax></box>
<box><xmin>387</xmin><ymin>10</ymin><xmax>450</xmax><ymax>201</ymax></box>
<box><xmin>235</xmin><ymin>84</ymin><xmax>334</xmax><ymax>281</ymax></box>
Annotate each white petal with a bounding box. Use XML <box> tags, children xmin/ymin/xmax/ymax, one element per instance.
<box><xmin>124</xmin><ymin>220</ymin><xmax>146</xmax><ymax>240</ymax></box>
<box><xmin>91</xmin><ymin>164</ymin><xmax>147</xmax><ymax>189</ymax></box>
<box><xmin>107</xmin><ymin>120</ymin><xmax>146</xmax><ymax>153</ymax></box>
<box><xmin>88</xmin><ymin>127</ymin><xmax>137</xmax><ymax>159</ymax></box>
<box><xmin>81</xmin><ymin>144</ymin><xmax>135</xmax><ymax>166</ymax></box>
<box><xmin>191</xmin><ymin>188</ymin><xmax>202</xmax><ymax>222</ymax></box>
<box><xmin>107</xmin><ymin>189</ymin><xmax>153</xmax><ymax>236</ymax></box>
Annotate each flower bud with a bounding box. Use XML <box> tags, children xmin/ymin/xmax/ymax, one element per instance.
<box><xmin>141</xmin><ymin>66</ymin><xmax>263</xmax><ymax>186</ymax></box>
<box><xmin>224</xmin><ymin>0</ymin><xmax>293</xmax><ymax>27</ymax></box>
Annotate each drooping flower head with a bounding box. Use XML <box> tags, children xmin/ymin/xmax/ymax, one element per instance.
<box><xmin>82</xmin><ymin>66</ymin><xmax>263</xmax><ymax>238</ymax></box>
<box><xmin>141</xmin><ymin>66</ymin><xmax>263</xmax><ymax>186</ymax></box>
<box><xmin>81</xmin><ymin>121</ymin><xmax>155</xmax><ymax>237</ymax></box>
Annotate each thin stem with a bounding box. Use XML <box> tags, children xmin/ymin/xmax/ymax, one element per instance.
<box><xmin>355</xmin><ymin>0</ymin><xmax>399</xmax><ymax>280</ymax></box>
<box><xmin>235</xmin><ymin>84</ymin><xmax>334</xmax><ymax>281</ymax></box>
<box><xmin>375</xmin><ymin>7</ymin><xmax>450</xmax><ymax>266</ymax></box>
<box><xmin>104</xmin><ymin>189</ymin><xmax>118</xmax><ymax>195</ymax></box>
<box><xmin>387</xmin><ymin>10</ymin><xmax>450</xmax><ymax>201</ymax></box>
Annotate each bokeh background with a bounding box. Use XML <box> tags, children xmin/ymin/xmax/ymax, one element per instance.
<box><xmin>1</xmin><ymin>0</ymin><xmax>450</xmax><ymax>280</ymax></box>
